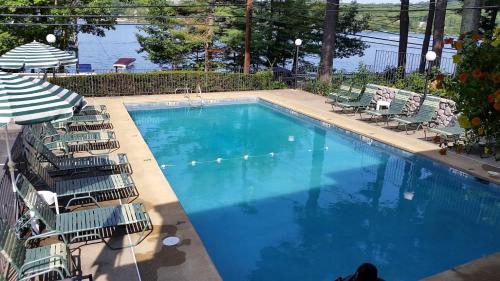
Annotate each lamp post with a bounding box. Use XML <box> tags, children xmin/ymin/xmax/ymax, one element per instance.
<box><xmin>46</xmin><ymin>34</ymin><xmax>57</xmax><ymax>78</ymax></box>
<box><xmin>294</xmin><ymin>38</ymin><xmax>302</xmax><ymax>89</ymax></box>
<box><xmin>421</xmin><ymin>50</ymin><xmax>437</xmax><ymax>106</ymax></box>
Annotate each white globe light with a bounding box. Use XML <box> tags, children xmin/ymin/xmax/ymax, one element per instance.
<box><xmin>294</xmin><ymin>38</ymin><xmax>302</xmax><ymax>46</ymax></box>
<box><xmin>425</xmin><ymin>51</ymin><xmax>437</xmax><ymax>61</ymax></box>
<box><xmin>46</xmin><ymin>34</ymin><xmax>56</xmax><ymax>43</ymax></box>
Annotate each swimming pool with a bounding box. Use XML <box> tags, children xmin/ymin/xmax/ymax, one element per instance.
<box><xmin>128</xmin><ymin>100</ymin><xmax>500</xmax><ymax>281</ymax></box>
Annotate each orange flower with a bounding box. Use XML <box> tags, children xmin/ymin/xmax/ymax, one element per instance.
<box><xmin>436</xmin><ymin>73</ymin><xmax>445</xmax><ymax>81</ymax></box>
<box><xmin>495</xmin><ymin>102</ymin><xmax>500</xmax><ymax>111</ymax></box>
<box><xmin>430</xmin><ymin>80</ymin><xmax>442</xmax><ymax>90</ymax></box>
<box><xmin>495</xmin><ymin>89</ymin><xmax>500</xmax><ymax>98</ymax></box>
<box><xmin>455</xmin><ymin>41</ymin><xmax>464</xmax><ymax>49</ymax></box>
<box><xmin>472</xmin><ymin>69</ymin><xmax>482</xmax><ymax>79</ymax></box>
<box><xmin>471</xmin><ymin>33</ymin><xmax>482</xmax><ymax>41</ymax></box>
<box><xmin>471</xmin><ymin>117</ymin><xmax>481</xmax><ymax>126</ymax></box>
<box><xmin>444</xmin><ymin>38</ymin><xmax>454</xmax><ymax>44</ymax></box>
<box><xmin>458</xmin><ymin>73</ymin><xmax>468</xmax><ymax>83</ymax></box>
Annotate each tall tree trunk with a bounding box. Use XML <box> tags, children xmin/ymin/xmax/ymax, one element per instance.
<box><xmin>398</xmin><ymin>0</ymin><xmax>410</xmax><ymax>75</ymax></box>
<box><xmin>243</xmin><ymin>0</ymin><xmax>253</xmax><ymax>74</ymax></box>
<box><xmin>419</xmin><ymin>0</ymin><xmax>435</xmax><ymax>73</ymax></box>
<box><xmin>205</xmin><ymin>0</ymin><xmax>215</xmax><ymax>72</ymax></box>
<box><xmin>432</xmin><ymin>0</ymin><xmax>448</xmax><ymax>67</ymax></box>
<box><xmin>319</xmin><ymin>0</ymin><xmax>339</xmax><ymax>82</ymax></box>
<box><xmin>460</xmin><ymin>0</ymin><xmax>481</xmax><ymax>34</ymax></box>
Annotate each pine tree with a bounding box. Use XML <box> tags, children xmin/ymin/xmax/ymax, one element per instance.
<box><xmin>0</xmin><ymin>0</ymin><xmax>119</xmax><ymax>55</ymax></box>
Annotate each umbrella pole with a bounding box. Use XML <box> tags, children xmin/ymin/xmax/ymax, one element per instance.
<box><xmin>4</xmin><ymin>126</ymin><xmax>16</xmax><ymax>193</ymax></box>
<box><xmin>4</xmin><ymin>125</ymin><xmax>19</xmax><ymax>220</ymax></box>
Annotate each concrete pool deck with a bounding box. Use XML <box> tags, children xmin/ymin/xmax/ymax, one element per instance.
<box><xmin>79</xmin><ymin>89</ymin><xmax>499</xmax><ymax>281</ymax></box>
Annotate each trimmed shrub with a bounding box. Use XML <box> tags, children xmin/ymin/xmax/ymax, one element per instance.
<box><xmin>50</xmin><ymin>70</ymin><xmax>286</xmax><ymax>96</ymax></box>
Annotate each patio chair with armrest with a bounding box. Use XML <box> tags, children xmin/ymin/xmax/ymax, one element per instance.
<box><xmin>15</xmin><ymin>175</ymin><xmax>152</xmax><ymax>249</ymax></box>
<box><xmin>425</xmin><ymin>122</ymin><xmax>466</xmax><ymax>144</ymax></box>
<box><xmin>335</xmin><ymin>84</ymin><xmax>378</xmax><ymax>116</ymax></box>
<box><xmin>20</xmin><ymin>149</ymin><xmax>137</xmax><ymax>208</ymax></box>
<box><xmin>22</xmin><ymin>127</ymin><xmax>131</xmax><ymax>176</ymax></box>
<box><xmin>364</xmin><ymin>89</ymin><xmax>414</xmax><ymax>125</ymax></box>
<box><xmin>391</xmin><ymin>96</ymin><xmax>440</xmax><ymax>134</ymax></box>
<box><xmin>52</xmin><ymin>113</ymin><xmax>111</xmax><ymax>132</ymax></box>
<box><xmin>38</xmin><ymin>123</ymin><xmax>119</xmax><ymax>154</ymax></box>
<box><xmin>0</xmin><ymin>219</ymin><xmax>74</xmax><ymax>281</ymax></box>
<box><xmin>78</xmin><ymin>104</ymin><xmax>107</xmax><ymax>115</ymax></box>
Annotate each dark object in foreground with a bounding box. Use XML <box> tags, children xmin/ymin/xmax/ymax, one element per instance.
<box><xmin>335</xmin><ymin>263</ymin><xmax>384</xmax><ymax>281</ymax></box>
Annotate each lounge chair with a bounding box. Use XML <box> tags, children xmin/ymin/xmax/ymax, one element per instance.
<box><xmin>20</xmin><ymin>149</ymin><xmax>137</xmax><ymax>208</ymax></box>
<box><xmin>39</xmin><ymin>123</ymin><xmax>119</xmax><ymax>154</ymax></box>
<box><xmin>336</xmin><ymin>84</ymin><xmax>378</xmax><ymax>116</ymax></box>
<box><xmin>426</xmin><ymin>123</ymin><xmax>466</xmax><ymax>143</ymax></box>
<box><xmin>336</xmin><ymin>84</ymin><xmax>364</xmax><ymax>102</ymax></box>
<box><xmin>364</xmin><ymin>89</ymin><xmax>414</xmax><ymax>125</ymax></box>
<box><xmin>52</xmin><ymin>113</ymin><xmax>112</xmax><ymax>132</ymax></box>
<box><xmin>326</xmin><ymin>83</ymin><xmax>351</xmax><ymax>103</ymax></box>
<box><xmin>22</xmin><ymin>128</ymin><xmax>131</xmax><ymax>176</ymax></box>
<box><xmin>326</xmin><ymin>83</ymin><xmax>364</xmax><ymax>105</ymax></box>
<box><xmin>15</xmin><ymin>175</ymin><xmax>152</xmax><ymax>249</ymax></box>
<box><xmin>391</xmin><ymin>96</ymin><xmax>440</xmax><ymax>134</ymax></box>
<box><xmin>79</xmin><ymin>104</ymin><xmax>107</xmax><ymax>115</ymax></box>
<box><xmin>0</xmin><ymin>219</ymin><xmax>74</xmax><ymax>280</ymax></box>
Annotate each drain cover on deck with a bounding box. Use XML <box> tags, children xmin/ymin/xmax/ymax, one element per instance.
<box><xmin>163</xmin><ymin>236</ymin><xmax>180</xmax><ymax>246</ymax></box>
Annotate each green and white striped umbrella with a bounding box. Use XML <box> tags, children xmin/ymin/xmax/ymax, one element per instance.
<box><xmin>0</xmin><ymin>41</ymin><xmax>77</xmax><ymax>70</ymax></box>
<box><xmin>0</xmin><ymin>71</ymin><xmax>87</xmax><ymax>124</ymax></box>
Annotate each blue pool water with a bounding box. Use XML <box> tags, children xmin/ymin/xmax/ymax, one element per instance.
<box><xmin>129</xmin><ymin>101</ymin><xmax>500</xmax><ymax>281</ymax></box>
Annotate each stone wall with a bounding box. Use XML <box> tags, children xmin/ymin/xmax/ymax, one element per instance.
<box><xmin>401</xmin><ymin>93</ymin><xmax>422</xmax><ymax>116</ymax></box>
<box><xmin>372</xmin><ymin>85</ymin><xmax>398</xmax><ymax>102</ymax></box>
<box><xmin>371</xmin><ymin>85</ymin><xmax>421</xmax><ymax>116</ymax></box>
<box><xmin>370</xmin><ymin>85</ymin><xmax>457</xmax><ymax>126</ymax></box>
<box><xmin>434</xmin><ymin>98</ymin><xmax>457</xmax><ymax>127</ymax></box>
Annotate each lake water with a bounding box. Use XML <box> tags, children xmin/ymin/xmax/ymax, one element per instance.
<box><xmin>78</xmin><ymin>25</ymin><xmax>455</xmax><ymax>73</ymax></box>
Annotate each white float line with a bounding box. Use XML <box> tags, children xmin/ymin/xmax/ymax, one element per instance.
<box><xmin>160</xmin><ymin>147</ymin><xmax>330</xmax><ymax>169</ymax></box>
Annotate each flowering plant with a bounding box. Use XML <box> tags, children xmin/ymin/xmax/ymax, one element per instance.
<box><xmin>441</xmin><ymin>29</ymin><xmax>500</xmax><ymax>146</ymax></box>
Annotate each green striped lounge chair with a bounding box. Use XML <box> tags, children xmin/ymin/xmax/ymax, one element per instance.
<box><xmin>327</xmin><ymin>83</ymin><xmax>364</xmax><ymax>106</ymax></box>
<box><xmin>78</xmin><ymin>104</ymin><xmax>107</xmax><ymax>115</ymax></box>
<box><xmin>426</xmin><ymin>123</ymin><xmax>466</xmax><ymax>143</ymax></box>
<box><xmin>391</xmin><ymin>96</ymin><xmax>440</xmax><ymax>134</ymax></box>
<box><xmin>52</xmin><ymin>113</ymin><xmax>111</xmax><ymax>132</ymax></box>
<box><xmin>364</xmin><ymin>89</ymin><xmax>414</xmax><ymax>125</ymax></box>
<box><xmin>0</xmin><ymin>219</ymin><xmax>74</xmax><ymax>280</ymax></box>
<box><xmin>336</xmin><ymin>84</ymin><xmax>378</xmax><ymax>116</ymax></box>
<box><xmin>22</xmin><ymin>129</ymin><xmax>131</xmax><ymax>176</ymax></box>
<box><xmin>336</xmin><ymin>84</ymin><xmax>364</xmax><ymax>103</ymax></box>
<box><xmin>15</xmin><ymin>175</ymin><xmax>152</xmax><ymax>249</ymax></box>
<box><xmin>40</xmin><ymin>122</ymin><xmax>119</xmax><ymax>154</ymax></box>
<box><xmin>21</xmin><ymin>150</ymin><xmax>137</xmax><ymax>208</ymax></box>
<box><xmin>326</xmin><ymin>82</ymin><xmax>351</xmax><ymax>104</ymax></box>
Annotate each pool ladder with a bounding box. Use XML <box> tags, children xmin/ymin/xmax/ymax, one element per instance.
<box><xmin>176</xmin><ymin>85</ymin><xmax>204</xmax><ymax>108</ymax></box>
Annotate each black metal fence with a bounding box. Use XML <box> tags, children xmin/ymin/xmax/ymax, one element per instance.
<box><xmin>372</xmin><ymin>50</ymin><xmax>456</xmax><ymax>74</ymax></box>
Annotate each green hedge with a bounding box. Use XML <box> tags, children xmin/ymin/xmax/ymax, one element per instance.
<box><xmin>50</xmin><ymin>70</ymin><xmax>286</xmax><ymax>96</ymax></box>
